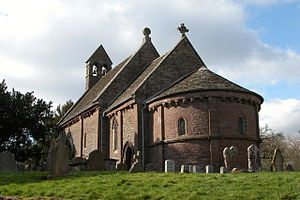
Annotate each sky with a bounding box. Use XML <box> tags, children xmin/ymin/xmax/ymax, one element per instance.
<box><xmin>0</xmin><ymin>0</ymin><xmax>299</xmax><ymax>136</ymax></box>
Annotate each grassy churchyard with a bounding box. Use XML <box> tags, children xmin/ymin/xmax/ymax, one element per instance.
<box><xmin>0</xmin><ymin>171</ymin><xmax>300</xmax><ymax>200</ymax></box>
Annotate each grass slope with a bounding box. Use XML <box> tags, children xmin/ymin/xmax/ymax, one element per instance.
<box><xmin>0</xmin><ymin>171</ymin><xmax>300</xmax><ymax>200</ymax></box>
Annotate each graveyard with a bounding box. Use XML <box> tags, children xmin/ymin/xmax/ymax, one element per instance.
<box><xmin>0</xmin><ymin>171</ymin><xmax>300</xmax><ymax>200</ymax></box>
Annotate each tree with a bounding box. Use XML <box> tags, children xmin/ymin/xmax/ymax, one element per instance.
<box><xmin>260</xmin><ymin>125</ymin><xmax>300</xmax><ymax>171</ymax></box>
<box><xmin>0</xmin><ymin>80</ymin><xmax>54</xmax><ymax>165</ymax></box>
<box><xmin>53</xmin><ymin>99</ymin><xmax>74</xmax><ymax>125</ymax></box>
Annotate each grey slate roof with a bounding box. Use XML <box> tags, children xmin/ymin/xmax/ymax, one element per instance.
<box><xmin>148</xmin><ymin>66</ymin><xmax>264</xmax><ymax>103</ymax></box>
<box><xmin>58</xmin><ymin>57</ymin><xmax>130</xmax><ymax>125</ymax></box>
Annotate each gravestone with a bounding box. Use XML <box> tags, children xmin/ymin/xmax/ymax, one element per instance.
<box><xmin>104</xmin><ymin>159</ymin><xmax>118</xmax><ymax>171</ymax></box>
<box><xmin>49</xmin><ymin>141</ymin><xmax>70</xmax><ymax>178</ymax></box>
<box><xmin>87</xmin><ymin>150</ymin><xmax>106</xmax><ymax>171</ymax></box>
<box><xmin>0</xmin><ymin>151</ymin><xmax>18</xmax><ymax>172</ymax></box>
<box><xmin>180</xmin><ymin>165</ymin><xmax>189</xmax><ymax>173</ymax></box>
<box><xmin>165</xmin><ymin>160</ymin><xmax>175</xmax><ymax>173</ymax></box>
<box><xmin>206</xmin><ymin>165</ymin><xmax>213</xmax><ymax>173</ymax></box>
<box><xmin>70</xmin><ymin>157</ymin><xmax>87</xmax><ymax>171</ymax></box>
<box><xmin>286</xmin><ymin>164</ymin><xmax>293</xmax><ymax>172</ymax></box>
<box><xmin>192</xmin><ymin>165</ymin><xmax>202</xmax><ymax>173</ymax></box>
<box><xmin>271</xmin><ymin>148</ymin><xmax>284</xmax><ymax>171</ymax></box>
<box><xmin>116</xmin><ymin>163</ymin><xmax>127</xmax><ymax>171</ymax></box>
<box><xmin>16</xmin><ymin>162</ymin><xmax>25</xmax><ymax>171</ymax></box>
<box><xmin>129</xmin><ymin>151</ymin><xmax>144</xmax><ymax>173</ymax></box>
<box><xmin>223</xmin><ymin>146</ymin><xmax>238</xmax><ymax>170</ymax></box>
<box><xmin>188</xmin><ymin>165</ymin><xmax>194</xmax><ymax>173</ymax></box>
<box><xmin>145</xmin><ymin>163</ymin><xmax>158</xmax><ymax>172</ymax></box>
<box><xmin>247</xmin><ymin>144</ymin><xmax>260</xmax><ymax>172</ymax></box>
<box><xmin>220</xmin><ymin>166</ymin><xmax>229</xmax><ymax>174</ymax></box>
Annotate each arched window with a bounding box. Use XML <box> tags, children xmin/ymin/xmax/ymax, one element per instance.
<box><xmin>83</xmin><ymin>133</ymin><xmax>87</xmax><ymax>148</ymax></box>
<box><xmin>239</xmin><ymin>116</ymin><xmax>246</xmax><ymax>134</ymax></box>
<box><xmin>112</xmin><ymin>119</ymin><xmax>118</xmax><ymax>151</ymax></box>
<box><xmin>178</xmin><ymin>118</ymin><xmax>186</xmax><ymax>136</ymax></box>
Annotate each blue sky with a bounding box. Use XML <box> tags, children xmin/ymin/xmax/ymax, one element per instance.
<box><xmin>0</xmin><ymin>0</ymin><xmax>299</xmax><ymax>136</ymax></box>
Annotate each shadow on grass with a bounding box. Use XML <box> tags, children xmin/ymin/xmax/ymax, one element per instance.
<box><xmin>0</xmin><ymin>171</ymin><xmax>127</xmax><ymax>186</ymax></box>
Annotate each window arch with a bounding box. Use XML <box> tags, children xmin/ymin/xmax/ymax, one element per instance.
<box><xmin>238</xmin><ymin>116</ymin><xmax>246</xmax><ymax>134</ymax></box>
<box><xmin>178</xmin><ymin>118</ymin><xmax>186</xmax><ymax>136</ymax></box>
<box><xmin>112</xmin><ymin>119</ymin><xmax>118</xmax><ymax>151</ymax></box>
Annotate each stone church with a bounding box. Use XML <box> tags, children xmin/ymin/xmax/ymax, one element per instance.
<box><xmin>58</xmin><ymin>24</ymin><xmax>263</xmax><ymax>171</ymax></box>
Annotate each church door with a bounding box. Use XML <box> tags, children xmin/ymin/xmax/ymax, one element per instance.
<box><xmin>125</xmin><ymin>147</ymin><xmax>133</xmax><ymax>170</ymax></box>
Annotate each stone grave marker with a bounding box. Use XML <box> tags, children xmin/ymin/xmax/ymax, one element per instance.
<box><xmin>180</xmin><ymin>165</ymin><xmax>189</xmax><ymax>173</ymax></box>
<box><xmin>223</xmin><ymin>146</ymin><xmax>238</xmax><ymax>170</ymax></box>
<box><xmin>271</xmin><ymin>148</ymin><xmax>284</xmax><ymax>171</ymax></box>
<box><xmin>192</xmin><ymin>165</ymin><xmax>201</xmax><ymax>173</ymax></box>
<box><xmin>129</xmin><ymin>151</ymin><xmax>144</xmax><ymax>173</ymax></box>
<box><xmin>247</xmin><ymin>144</ymin><xmax>260</xmax><ymax>172</ymax></box>
<box><xmin>165</xmin><ymin>160</ymin><xmax>175</xmax><ymax>173</ymax></box>
<box><xmin>87</xmin><ymin>150</ymin><xmax>106</xmax><ymax>171</ymax></box>
<box><xmin>220</xmin><ymin>166</ymin><xmax>229</xmax><ymax>174</ymax></box>
<box><xmin>0</xmin><ymin>151</ymin><xmax>18</xmax><ymax>172</ymax></box>
<box><xmin>188</xmin><ymin>165</ymin><xmax>194</xmax><ymax>173</ymax></box>
<box><xmin>49</xmin><ymin>141</ymin><xmax>70</xmax><ymax>178</ymax></box>
<box><xmin>206</xmin><ymin>165</ymin><xmax>213</xmax><ymax>173</ymax></box>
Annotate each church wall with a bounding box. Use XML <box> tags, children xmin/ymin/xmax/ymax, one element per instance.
<box><xmin>82</xmin><ymin>110</ymin><xmax>99</xmax><ymax>158</ymax></box>
<box><xmin>64</xmin><ymin>120</ymin><xmax>81</xmax><ymax>157</ymax></box>
<box><xmin>108</xmin><ymin>104</ymin><xmax>139</xmax><ymax>164</ymax></box>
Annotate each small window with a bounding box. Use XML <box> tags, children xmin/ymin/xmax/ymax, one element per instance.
<box><xmin>112</xmin><ymin>119</ymin><xmax>118</xmax><ymax>150</ymax></box>
<box><xmin>178</xmin><ymin>118</ymin><xmax>186</xmax><ymax>136</ymax></box>
<box><xmin>83</xmin><ymin>133</ymin><xmax>87</xmax><ymax>148</ymax></box>
<box><xmin>239</xmin><ymin>117</ymin><xmax>246</xmax><ymax>134</ymax></box>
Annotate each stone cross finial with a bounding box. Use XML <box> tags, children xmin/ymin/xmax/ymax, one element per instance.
<box><xmin>177</xmin><ymin>23</ymin><xmax>189</xmax><ymax>37</ymax></box>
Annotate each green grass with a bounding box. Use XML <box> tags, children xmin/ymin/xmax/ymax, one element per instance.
<box><xmin>0</xmin><ymin>171</ymin><xmax>300</xmax><ymax>200</ymax></box>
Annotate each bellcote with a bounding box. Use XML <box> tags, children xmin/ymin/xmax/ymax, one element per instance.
<box><xmin>85</xmin><ymin>45</ymin><xmax>113</xmax><ymax>91</ymax></box>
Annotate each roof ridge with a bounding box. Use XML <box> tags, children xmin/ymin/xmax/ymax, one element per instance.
<box><xmin>92</xmin><ymin>38</ymin><xmax>159</xmax><ymax>103</ymax></box>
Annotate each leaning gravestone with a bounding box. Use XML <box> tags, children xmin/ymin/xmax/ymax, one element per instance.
<box><xmin>0</xmin><ymin>151</ymin><xmax>18</xmax><ymax>172</ymax></box>
<box><xmin>271</xmin><ymin>148</ymin><xmax>284</xmax><ymax>171</ymax></box>
<box><xmin>223</xmin><ymin>146</ymin><xmax>238</xmax><ymax>170</ymax></box>
<box><xmin>86</xmin><ymin>150</ymin><xmax>106</xmax><ymax>171</ymax></box>
<box><xmin>49</xmin><ymin>141</ymin><xmax>70</xmax><ymax>178</ymax></box>
<box><xmin>247</xmin><ymin>144</ymin><xmax>260</xmax><ymax>172</ymax></box>
<box><xmin>165</xmin><ymin>160</ymin><xmax>175</xmax><ymax>173</ymax></box>
<box><xmin>129</xmin><ymin>151</ymin><xmax>144</xmax><ymax>173</ymax></box>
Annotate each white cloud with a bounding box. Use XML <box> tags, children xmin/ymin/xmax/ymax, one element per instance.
<box><xmin>0</xmin><ymin>0</ymin><xmax>299</xmax><ymax>110</ymax></box>
<box><xmin>260</xmin><ymin>98</ymin><xmax>300</xmax><ymax>136</ymax></box>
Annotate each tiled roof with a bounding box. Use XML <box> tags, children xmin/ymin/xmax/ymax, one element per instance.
<box><xmin>58</xmin><ymin>57</ymin><xmax>130</xmax><ymax>125</ymax></box>
<box><xmin>148</xmin><ymin>66</ymin><xmax>263</xmax><ymax>102</ymax></box>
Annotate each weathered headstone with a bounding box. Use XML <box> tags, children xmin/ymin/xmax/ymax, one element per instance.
<box><xmin>247</xmin><ymin>144</ymin><xmax>260</xmax><ymax>172</ymax></box>
<box><xmin>286</xmin><ymin>164</ymin><xmax>293</xmax><ymax>172</ymax></box>
<box><xmin>104</xmin><ymin>159</ymin><xmax>118</xmax><ymax>171</ymax></box>
<box><xmin>271</xmin><ymin>148</ymin><xmax>284</xmax><ymax>171</ymax></box>
<box><xmin>49</xmin><ymin>141</ymin><xmax>70</xmax><ymax>178</ymax></box>
<box><xmin>129</xmin><ymin>151</ymin><xmax>144</xmax><ymax>173</ymax></box>
<box><xmin>206</xmin><ymin>165</ymin><xmax>213</xmax><ymax>173</ymax></box>
<box><xmin>16</xmin><ymin>162</ymin><xmax>25</xmax><ymax>172</ymax></box>
<box><xmin>220</xmin><ymin>166</ymin><xmax>229</xmax><ymax>174</ymax></box>
<box><xmin>192</xmin><ymin>165</ymin><xmax>202</xmax><ymax>173</ymax></box>
<box><xmin>188</xmin><ymin>165</ymin><xmax>194</xmax><ymax>173</ymax></box>
<box><xmin>180</xmin><ymin>165</ymin><xmax>189</xmax><ymax>173</ymax></box>
<box><xmin>0</xmin><ymin>151</ymin><xmax>18</xmax><ymax>172</ymax></box>
<box><xmin>145</xmin><ymin>163</ymin><xmax>158</xmax><ymax>172</ymax></box>
<box><xmin>70</xmin><ymin>157</ymin><xmax>87</xmax><ymax>171</ymax></box>
<box><xmin>223</xmin><ymin>146</ymin><xmax>238</xmax><ymax>170</ymax></box>
<box><xmin>87</xmin><ymin>150</ymin><xmax>106</xmax><ymax>171</ymax></box>
<box><xmin>116</xmin><ymin>163</ymin><xmax>127</xmax><ymax>171</ymax></box>
<box><xmin>165</xmin><ymin>160</ymin><xmax>175</xmax><ymax>173</ymax></box>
